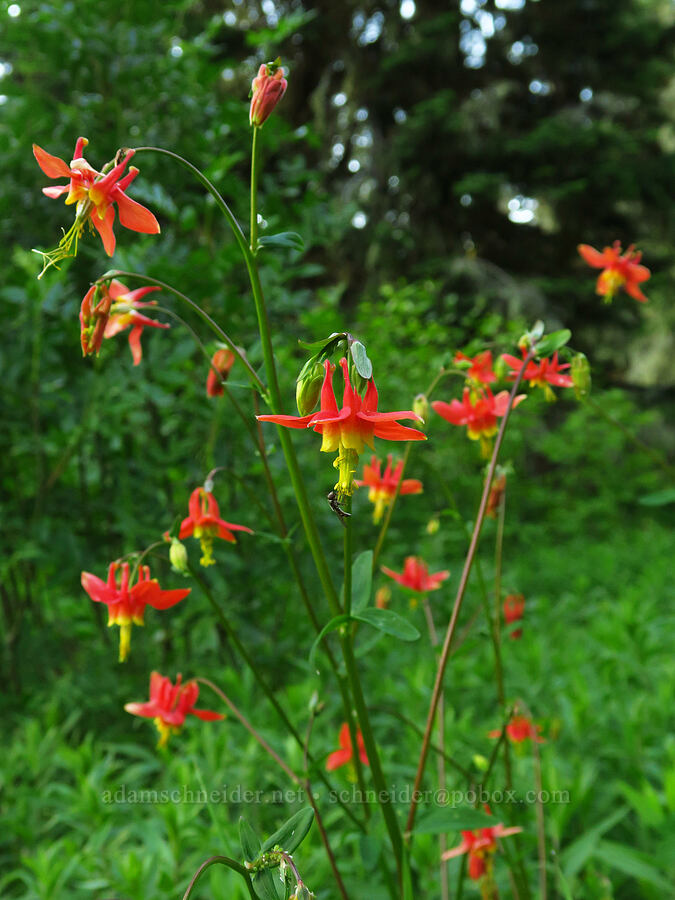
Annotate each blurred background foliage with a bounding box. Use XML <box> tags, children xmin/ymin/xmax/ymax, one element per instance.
<box><xmin>1</xmin><ymin>0</ymin><xmax>674</xmax><ymax>897</ymax></box>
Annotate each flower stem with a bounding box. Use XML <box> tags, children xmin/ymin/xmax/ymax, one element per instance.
<box><xmin>405</xmin><ymin>351</ymin><xmax>533</xmax><ymax>836</ymax></box>
<box><xmin>182</xmin><ymin>855</ymin><xmax>257</xmax><ymax>900</ymax></box>
<box><xmin>250</xmin><ymin>127</ymin><xmax>260</xmax><ymax>254</ymax></box>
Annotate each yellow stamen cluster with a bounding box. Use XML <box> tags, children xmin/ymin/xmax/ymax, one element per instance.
<box><xmin>333</xmin><ymin>444</ymin><xmax>359</xmax><ymax>503</ymax></box>
<box><xmin>194</xmin><ymin>526</ymin><xmax>216</xmax><ymax>567</ymax></box>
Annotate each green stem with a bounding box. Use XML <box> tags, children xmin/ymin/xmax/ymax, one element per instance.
<box><xmin>405</xmin><ymin>351</ymin><xmax>534</xmax><ymax>837</ymax></box>
<box><xmin>182</xmin><ymin>855</ymin><xmax>256</xmax><ymax>900</ymax></box>
<box><xmin>250</xmin><ymin>127</ymin><xmax>260</xmax><ymax>254</ymax></box>
<box><xmin>131</xmin><ymin>146</ymin><xmax>251</xmax><ymax>266</ymax></box>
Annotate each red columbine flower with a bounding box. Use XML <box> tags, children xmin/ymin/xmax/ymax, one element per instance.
<box><xmin>206</xmin><ymin>348</ymin><xmax>236</xmax><ymax>397</ymax></box>
<box><xmin>442</xmin><ymin>808</ymin><xmax>522</xmax><ymax>881</ymax></box>
<box><xmin>381</xmin><ymin>556</ymin><xmax>450</xmax><ymax>608</ymax></box>
<box><xmin>489</xmin><ymin>714</ymin><xmax>545</xmax><ymax>744</ymax></box>
<box><xmin>100</xmin><ymin>282</ymin><xmax>168</xmax><ymax>365</ymax></box>
<box><xmin>454</xmin><ymin>350</ymin><xmax>497</xmax><ymax>385</ymax></box>
<box><xmin>501</xmin><ymin>351</ymin><xmax>573</xmax><ymax>401</ymax></box>
<box><xmin>80</xmin><ymin>279</ymin><xmax>163</xmax><ymax>360</ymax></box>
<box><xmin>355</xmin><ymin>454</ymin><xmax>423</xmax><ymax>524</ymax></box>
<box><xmin>326</xmin><ymin>722</ymin><xmax>369</xmax><ymax>777</ymax></box>
<box><xmin>125</xmin><ymin>672</ymin><xmax>224</xmax><ymax>748</ymax></box>
<box><xmin>33</xmin><ymin>137</ymin><xmax>160</xmax><ymax>274</ymax></box>
<box><xmin>81</xmin><ymin>562</ymin><xmax>190</xmax><ymax>662</ymax></box>
<box><xmin>249</xmin><ymin>60</ymin><xmax>288</xmax><ymax>127</ymax></box>
<box><xmin>258</xmin><ymin>358</ymin><xmax>426</xmax><ymax>499</ymax></box>
<box><xmin>432</xmin><ymin>387</ymin><xmax>526</xmax><ymax>457</ymax></box>
<box><xmin>578</xmin><ymin>241</ymin><xmax>650</xmax><ymax>303</ymax></box>
<box><xmin>503</xmin><ymin>593</ymin><xmax>525</xmax><ymax>639</ymax></box>
<box><xmin>178</xmin><ymin>487</ymin><xmax>253</xmax><ymax>567</ymax></box>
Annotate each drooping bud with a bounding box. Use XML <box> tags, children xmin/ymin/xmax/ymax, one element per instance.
<box><xmin>413</xmin><ymin>393</ymin><xmax>430</xmax><ymax>429</ymax></box>
<box><xmin>485</xmin><ymin>470</ymin><xmax>507</xmax><ymax>519</ymax></box>
<box><xmin>425</xmin><ymin>516</ymin><xmax>440</xmax><ymax>535</ymax></box>
<box><xmin>206</xmin><ymin>347</ymin><xmax>236</xmax><ymax>397</ymax></box>
<box><xmin>249</xmin><ymin>59</ymin><xmax>288</xmax><ymax>128</ymax></box>
<box><xmin>291</xmin><ymin>883</ymin><xmax>315</xmax><ymax>900</ymax></box>
<box><xmin>169</xmin><ymin>538</ymin><xmax>190</xmax><ymax>576</ymax></box>
<box><xmin>571</xmin><ymin>352</ymin><xmax>591</xmax><ymax>401</ymax></box>
<box><xmin>296</xmin><ymin>360</ymin><xmax>324</xmax><ymax>415</ymax></box>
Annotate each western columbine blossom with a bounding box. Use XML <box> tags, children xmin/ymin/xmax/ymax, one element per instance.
<box><xmin>80</xmin><ymin>279</ymin><xmax>163</xmax><ymax>361</ymax></box>
<box><xmin>432</xmin><ymin>388</ymin><xmax>526</xmax><ymax>457</ymax></box>
<box><xmin>381</xmin><ymin>557</ymin><xmax>450</xmax><ymax>608</ymax></box>
<box><xmin>258</xmin><ymin>358</ymin><xmax>426</xmax><ymax>499</ymax></box>
<box><xmin>501</xmin><ymin>351</ymin><xmax>573</xmax><ymax>401</ymax></box>
<box><xmin>489</xmin><ymin>713</ymin><xmax>545</xmax><ymax>744</ymax></box>
<box><xmin>326</xmin><ymin>722</ymin><xmax>369</xmax><ymax>777</ymax></box>
<box><xmin>578</xmin><ymin>241</ymin><xmax>650</xmax><ymax>303</ymax></box>
<box><xmin>503</xmin><ymin>593</ymin><xmax>525</xmax><ymax>639</ymax></box>
<box><xmin>249</xmin><ymin>60</ymin><xmax>288</xmax><ymax>127</ymax></box>
<box><xmin>355</xmin><ymin>454</ymin><xmax>423</xmax><ymax>523</ymax></box>
<box><xmin>442</xmin><ymin>809</ymin><xmax>522</xmax><ymax>882</ymax></box>
<box><xmin>101</xmin><ymin>282</ymin><xmax>169</xmax><ymax>365</ymax></box>
<box><xmin>178</xmin><ymin>486</ymin><xmax>253</xmax><ymax>567</ymax></box>
<box><xmin>206</xmin><ymin>348</ymin><xmax>236</xmax><ymax>397</ymax></box>
<box><xmin>81</xmin><ymin>561</ymin><xmax>190</xmax><ymax>662</ymax></box>
<box><xmin>485</xmin><ymin>470</ymin><xmax>507</xmax><ymax>519</ymax></box>
<box><xmin>454</xmin><ymin>350</ymin><xmax>496</xmax><ymax>385</ymax></box>
<box><xmin>125</xmin><ymin>672</ymin><xmax>224</xmax><ymax>748</ymax></box>
<box><xmin>34</xmin><ymin>138</ymin><xmax>160</xmax><ymax>273</ymax></box>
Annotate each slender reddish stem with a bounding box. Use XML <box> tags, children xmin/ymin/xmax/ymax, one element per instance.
<box><xmin>405</xmin><ymin>352</ymin><xmax>533</xmax><ymax>836</ymax></box>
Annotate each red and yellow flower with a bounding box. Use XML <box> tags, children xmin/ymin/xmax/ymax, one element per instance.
<box><xmin>432</xmin><ymin>387</ymin><xmax>525</xmax><ymax>457</ymax></box>
<box><xmin>249</xmin><ymin>60</ymin><xmax>288</xmax><ymax>128</ymax></box>
<box><xmin>81</xmin><ymin>561</ymin><xmax>190</xmax><ymax>662</ymax></box>
<box><xmin>503</xmin><ymin>593</ymin><xmax>525</xmax><ymax>639</ymax></box>
<box><xmin>34</xmin><ymin>137</ymin><xmax>160</xmax><ymax>274</ymax></box>
<box><xmin>454</xmin><ymin>350</ymin><xmax>496</xmax><ymax>385</ymax></box>
<box><xmin>501</xmin><ymin>351</ymin><xmax>573</xmax><ymax>401</ymax></box>
<box><xmin>102</xmin><ymin>285</ymin><xmax>169</xmax><ymax>366</ymax></box>
<box><xmin>125</xmin><ymin>672</ymin><xmax>224</xmax><ymax>748</ymax></box>
<box><xmin>326</xmin><ymin>722</ymin><xmax>369</xmax><ymax>779</ymax></box>
<box><xmin>489</xmin><ymin>713</ymin><xmax>545</xmax><ymax>744</ymax></box>
<box><xmin>178</xmin><ymin>487</ymin><xmax>254</xmax><ymax>567</ymax></box>
<box><xmin>355</xmin><ymin>454</ymin><xmax>423</xmax><ymax>523</ymax></box>
<box><xmin>258</xmin><ymin>358</ymin><xmax>426</xmax><ymax>499</ymax></box>
<box><xmin>485</xmin><ymin>470</ymin><xmax>507</xmax><ymax>519</ymax></box>
<box><xmin>578</xmin><ymin>241</ymin><xmax>650</xmax><ymax>303</ymax></box>
<box><xmin>206</xmin><ymin>348</ymin><xmax>236</xmax><ymax>397</ymax></box>
<box><xmin>381</xmin><ymin>557</ymin><xmax>450</xmax><ymax>608</ymax></box>
<box><xmin>442</xmin><ymin>808</ymin><xmax>522</xmax><ymax>882</ymax></box>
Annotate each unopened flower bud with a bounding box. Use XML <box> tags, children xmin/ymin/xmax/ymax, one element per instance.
<box><xmin>291</xmin><ymin>883</ymin><xmax>315</xmax><ymax>900</ymax></box>
<box><xmin>472</xmin><ymin>753</ymin><xmax>489</xmax><ymax>772</ymax></box>
<box><xmin>206</xmin><ymin>348</ymin><xmax>236</xmax><ymax>397</ymax></box>
<box><xmin>296</xmin><ymin>361</ymin><xmax>324</xmax><ymax>415</ymax></box>
<box><xmin>493</xmin><ymin>354</ymin><xmax>508</xmax><ymax>381</ymax></box>
<box><xmin>571</xmin><ymin>352</ymin><xmax>591</xmax><ymax>401</ymax></box>
<box><xmin>169</xmin><ymin>538</ymin><xmax>189</xmax><ymax>575</ymax></box>
<box><xmin>375</xmin><ymin>586</ymin><xmax>391</xmax><ymax>609</ymax></box>
<box><xmin>413</xmin><ymin>393</ymin><xmax>429</xmax><ymax>428</ymax></box>
<box><xmin>249</xmin><ymin>60</ymin><xmax>288</xmax><ymax>128</ymax></box>
<box><xmin>426</xmin><ymin>516</ymin><xmax>440</xmax><ymax>535</ymax></box>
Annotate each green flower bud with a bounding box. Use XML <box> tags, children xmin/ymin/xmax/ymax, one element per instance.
<box><xmin>296</xmin><ymin>362</ymin><xmax>324</xmax><ymax>415</ymax></box>
<box><xmin>169</xmin><ymin>538</ymin><xmax>189</xmax><ymax>576</ymax></box>
<box><xmin>571</xmin><ymin>352</ymin><xmax>591</xmax><ymax>401</ymax></box>
<box><xmin>413</xmin><ymin>393</ymin><xmax>430</xmax><ymax>429</ymax></box>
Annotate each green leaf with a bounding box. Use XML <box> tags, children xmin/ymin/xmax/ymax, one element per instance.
<box><xmin>414</xmin><ymin>806</ymin><xmax>496</xmax><ymax>834</ymax></box>
<box><xmin>239</xmin><ymin>816</ymin><xmax>262</xmax><ymax>862</ymax></box>
<box><xmin>258</xmin><ymin>231</ymin><xmax>305</xmax><ymax>252</ymax></box>
<box><xmin>536</xmin><ymin>328</ymin><xmax>572</xmax><ymax>356</ymax></box>
<box><xmin>261</xmin><ymin>807</ymin><xmax>314</xmax><ymax>854</ymax></box>
<box><xmin>639</xmin><ymin>487</ymin><xmax>675</xmax><ymax>506</ymax></box>
<box><xmin>349</xmin><ymin>340</ymin><xmax>373</xmax><ymax>379</ymax></box>
<box><xmin>594</xmin><ymin>840</ymin><xmax>672</xmax><ymax>890</ymax></box>
<box><xmin>561</xmin><ymin>806</ymin><xmax>628</xmax><ymax>880</ymax></box>
<box><xmin>308</xmin><ymin>614</ymin><xmax>351</xmax><ymax>670</ymax></box>
<box><xmin>351</xmin><ymin>550</ymin><xmax>373</xmax><ymax>613</ymax></box>
<box><xmin>353</xmin><ymin>607</ymin><xmax>420</xmax><ymax>641</ymax></box>
<box><xmin>252</xmin><ymin>869</ymin><xmax>284</xmax><ymax>900</ymax></box>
